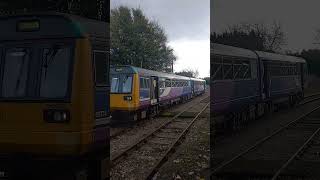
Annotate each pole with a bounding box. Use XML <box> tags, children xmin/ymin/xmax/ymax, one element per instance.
<box><xmin>171</xmin><ymin>59</ymin><xmax>173</xmax><ymax>73</ymax></box>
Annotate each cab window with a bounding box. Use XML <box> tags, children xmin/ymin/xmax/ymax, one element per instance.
<box><xmin>40</xmin><ymin>47</ymin><xmax>72</xmax><ymax>98</ymax></box>
<box><xmin>2</xmin><ymin>48</ymin><xmax>30</xmax><ymax>97</ymax></box>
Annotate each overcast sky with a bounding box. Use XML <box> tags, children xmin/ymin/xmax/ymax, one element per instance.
<box><xmin>111</xmin><ymin>0</ymin><xmax>210</xmax><ymax>78</ymax></box>
<box><xmin>212</xmin><ymin>0</ymin><xmax>320</xmax><ymax>52</ymax></box>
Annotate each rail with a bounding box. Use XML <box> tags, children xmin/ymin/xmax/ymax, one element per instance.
<box><xmin>110</xmin><ymin>96</ymin><xmax>210</xmax><ymax>179</ymax></box>
<box><xmin>209</xmin><ymin>105</ymin><xmax>320</xmax><ymax>178</ymax></box>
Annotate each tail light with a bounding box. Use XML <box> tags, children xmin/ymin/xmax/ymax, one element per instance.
<box><xmin>44</xmin><ymin>109</ymin><xmax>70</xmax><ymax>123</ymax></box>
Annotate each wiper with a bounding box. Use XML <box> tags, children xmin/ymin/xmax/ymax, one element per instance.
<box><xmin>14</xmin><ymin>50</ymin><xmax>28</xmax><ymax>95</ymax></box>
<box><xmin>43</xmin><ymin>46</ymin><xmax>59</xmax><ymax>79</ymax></box>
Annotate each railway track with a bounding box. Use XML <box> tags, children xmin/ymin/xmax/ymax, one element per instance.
<box><xmin>110</xmin><ymin>97</ymin><xmax>210</xmax><ymax>179</ymax></box>
<box><xmin>210</xmin><ymin>105</ymin><xmax>320</xmax><ymax>179</ymax></box>
<box><xmin>299</xmin><ymin>92</ymin><xmax>320</xmax><ymax>106</ymax></box>
<box><xmin>110</xmin><ymin>94</ymin><xmax>209</xmax><ymax>140</ymax></box>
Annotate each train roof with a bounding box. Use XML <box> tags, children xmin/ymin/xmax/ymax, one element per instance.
<box><xmin>0</xmin><ymin>12</ymin><xmax>108</xmax><ymax>41</ymax></box>
<box><xmin>212</xmin><ymin>43</ymin><xmax>306</xmax><ymax>63</ymax></box>
<box><xmin>189</xmin><ymin>77</ymin><xmax>205</xmax><ymax>82</ymax></box>
<box><xmin>211</xmin><ymin>43</ymin><xmax>258</xmax><ymax>59</ymax></box>
<box><xmin>110</xmin><ymin>65</ymin><xmax>204</xmax><ymax>81</ymax></box>
<box><xmin>255</xmin><ymin>51</ymin><xmax>306</xmax><ymax>63</ymax></box>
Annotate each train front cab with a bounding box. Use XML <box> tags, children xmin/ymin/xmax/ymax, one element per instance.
<box><xmin>110</xmin><ymin>66</ymin><xmax>160</xmax><ymax>122</ymax></box>
<box><xmin>0</xmin><ymin>13</ymin><xmax>110</xmax><ymax>178</ymax></box>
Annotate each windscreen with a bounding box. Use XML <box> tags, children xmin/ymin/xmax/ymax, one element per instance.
<box><xmin>40</xmin><ymin>47</ymin><xmax>72</xmax><ymax>98</ymax></box>
<box><xmin>111</xmin><ymin>74</ymin><xmax>133</xmax><ymax>93</ymax></box>
<box><xmin>0</xmin><ymin>43</ymin><xmax>73</xmax><ymax>99</ymax></box>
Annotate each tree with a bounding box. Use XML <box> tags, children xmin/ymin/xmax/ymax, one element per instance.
<box><xmin>289</xmin><ymin>49</ymin><xmax>320</xmax><ymax>77</ymax></box>
<box><xmin>110</xmin><ymin>6</ymin><xmax>176</xmax><ymax>72</ymax></box>
<box><xmin>211</xmin><ymin>21</ymin><xmax>286</xmax><ymax>52</ymax></box>
<box><xmin>203</xmin><ymin>77</ymin><xmax>210</xmax><ymax>85</ymax></box>
<box><xmin>0</xmin><ymin>0</ymin><xmax>108</xmax><ymax>21</ymax></box>
<box><xmin>175</xmin><ymin>68</ymin><xmax>199</xmax><ymax>78</ymax></box>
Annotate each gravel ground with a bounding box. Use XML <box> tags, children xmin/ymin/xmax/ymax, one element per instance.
<box><xmin>111</xmin><ymin>117</ymin><xmax>168</xmax><ymax>156</ymax></box>
<box><xmin>212</xmin><ymin>99</ymin><xmax>320</xmax><ymax>172</ymax></box>
<box><xmin>154</xmin><ymin>105</ymin><xmax>210</xmax><ymax>180</ymax></box>
<box><xmin>111</xmin><ymin>91</ymin><xmax>209</xmax><ymax>157</ymax></box>
<box><xmin>305</xmin><ymin>75</ymin><xmax>320</xmax><ymax>95</ymax></box>
<box><xmin>110</xmin><ymin>102</ymin><xmax>209</xmax><ymax>179</ymax></box>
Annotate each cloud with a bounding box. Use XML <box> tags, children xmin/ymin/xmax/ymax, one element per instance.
<box><xmin>110</xmin><ymin>0</ymin><xmax>210</xmax><ymax>77</ymax></box>
<box><xmin>169</xmin><ymin>39</ymin><xmax>210</xmax><ymax>78</ymax></box>
<box><xmin>111</xmin><ymin>0</ymin><xmax>210</xmax><ymax>41</ymax></box>
<box><xmin>212</xmin><ymin>0</ymin><xmax>320</xmax><ymax>51</ymax></box>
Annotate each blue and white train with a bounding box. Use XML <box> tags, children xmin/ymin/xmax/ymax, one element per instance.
<box><xmin>212</xmin><ymin>43</ymin><xmax>308</xmax><ymax>131</ymax></box>
<box><xmin>110</xmin><ymin>65</ymin><xmax>206</xmax><ymax>122</ymax></box>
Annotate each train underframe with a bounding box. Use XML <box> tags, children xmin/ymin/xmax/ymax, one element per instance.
<box><xmin>0</xmin><ymin>147</ymin><xmax>109</xmax><ymax>180</ymax></box>
<box><xmin>110</xmin><ymin>92</ymin><xmax>204</xmax><ymax>125</ymax></box>
<box><xmin>214</xmin><ymin>92</ymin><xmax>304</xmax><ymax>135</ymax></box>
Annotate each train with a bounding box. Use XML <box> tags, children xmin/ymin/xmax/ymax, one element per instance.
<box><xmin>0</xmin><ymin>12</ymin><xmax>110</xmax><ymax>179</ymax></box>
<box><xmin>211</xmin><ymin>43</ymin><xmax>308</xmax><ymax>132</ymax></box>
<box><xmin>110</xmin><ymin>65</ymin><xmax>206</xmax><ymax>123</ymax></box>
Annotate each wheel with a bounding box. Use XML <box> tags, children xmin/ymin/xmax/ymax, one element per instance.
<box><xmin>233</xmin><ymin>112</ymin><xmax>241</xmax><ymax>131</ymax></box>
<box><xmin>250</xmin><ymin>105</ymin><xmax>256</xmax><ymax>121</ymax></box>
<box><xmin>87</xmin><ymin>152</ymin><xmax>109</xmax><ymax>180</ymax></box>
<box><xmin>268</xmin><ymin>102</ymin><xmax>274</xmax><ymax>114</ymax></box>
<box><xmin>74</xmin><ymin>168</ymin><xmax>88</xmax><ymax>180</ymax></box>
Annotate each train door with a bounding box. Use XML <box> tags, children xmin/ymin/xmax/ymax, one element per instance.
<box><xmin>300</xmin><ymin>63</ymin><xmax>305</xmax><ymax>92</ymax></box>
<box><xmin>150</xmin><ymin>76</ymin><xmax>159</xmax><ymax>105</ymax></box>
<box><xmin>191</xmin><ymin>80</ymin><xmax>195</xmax><ymax>96</ymax></box>
<box><xmin>262</xmin><ymin>61</ymin><xmax>270</xmax><ymax>99</ymax></box>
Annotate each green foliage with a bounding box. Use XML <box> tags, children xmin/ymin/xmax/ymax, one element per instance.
<box><xmin>289</xmin><ymin>49</ymin><xmax>320</xmax><ymax>77</ymax></box>
<box><xmin>110</xmin><ymin>6</ymin><xmax>176</xmax><ymax>72</ymax></box>
<box><xmin>211</xmin><ymin>30</ymin><xmax>265</xmax><ymax>51</ymax></box>
<box><xmin>211</xmin><ymin>22</ymin><xmax>286</xmax><ymax>52</ymax></box>
<box><xmin>0</xmin><ymin>0</ymin><xmax>108</xmax><ymax>21</ymax></box>
<box><xmin>175</xmin><ymin>69</ymin><xmax>199</xmax><ymax>78</ymax></box>
<box><xmin>203</xmin><ymin>77</ymin><xmax>210</xmax><ymax>85</ymax></box>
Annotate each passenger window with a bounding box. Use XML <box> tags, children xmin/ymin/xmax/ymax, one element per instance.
<box><xmin>223</xmin><ymin>59</ymin><xmax>233</xmax><ymax>80</ymax></box>
<box><xmin>233</xmin><ymin>61</ymin><xmax>242</xmax><ymax>79</ymax></box>
<box><xmin>172</xmin><ymin>80</ymin><xmax>175</xmax><ymax>87</ymax></box>
<box><xmin>242</xmin><ymin>61</ymin><xmax>251</xmax><ymax>79</ymax></box>
<box><xmin>140</xmin><ymin>77</ymin><xmax>149</xmax><ymax>99</ymax></box>
<box><xmin>251</xmin><ymin>60</ymin><xmax>257</xmax><ymax>79</ymax></box>
<box><xmin>212</xmin><ymin>55</ymin><xmax>223</xmax><ymax>80</ymax></box>
<box><xmin>165</xmin><ymin>79</ymin><xmax>171</xmax><ymax>87</ymax></box>
<box><xmin>140</xmin><ymin>77</ymin><xmax>144</xmax><ymax>88</ymax></box>
<box><xmin>159</xmin><ymin>81</ymin><xmax>165</xmax><ymax>88</ymax></box>
<box><xmin>94</xmin><ymin>51</ymin><xmax>108</xmax><ymax>86</ymax></box>
<box><xmin>145</xmin><ymin>78</ymin><xmax>150</xmax><ymax>88</ymax></box>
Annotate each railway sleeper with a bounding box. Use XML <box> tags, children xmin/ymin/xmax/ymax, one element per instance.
<box><xmin>148</xmin><ymin>139</ymin><xmax>172</xmax><ymax>146</ymax></box>
<box><xmin>154</xmin><ymin>133</ymin><xmax>177</xmax><ymax>139</ymax></box>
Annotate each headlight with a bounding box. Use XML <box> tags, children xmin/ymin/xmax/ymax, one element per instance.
<box><xmin>124</xmin><ymin>96</ymin><xmax>132</xmax><ymax>101</ymax></box>
<box><xmin>44</xmin><ymin>110</ymin><xmax>70</xmax><ymax>123</ymax></box>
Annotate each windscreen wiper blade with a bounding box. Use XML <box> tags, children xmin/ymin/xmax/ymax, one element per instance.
<box><xmin>43</xmin><ymin>47</ymin><xmax>59</xmax><ymax>79</ymax></box>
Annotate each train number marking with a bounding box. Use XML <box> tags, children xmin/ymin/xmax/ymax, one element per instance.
<box><xmin>96</xmin><ymin>111</ymin><xmax>107</xmax><ymax>118</ymax></box>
